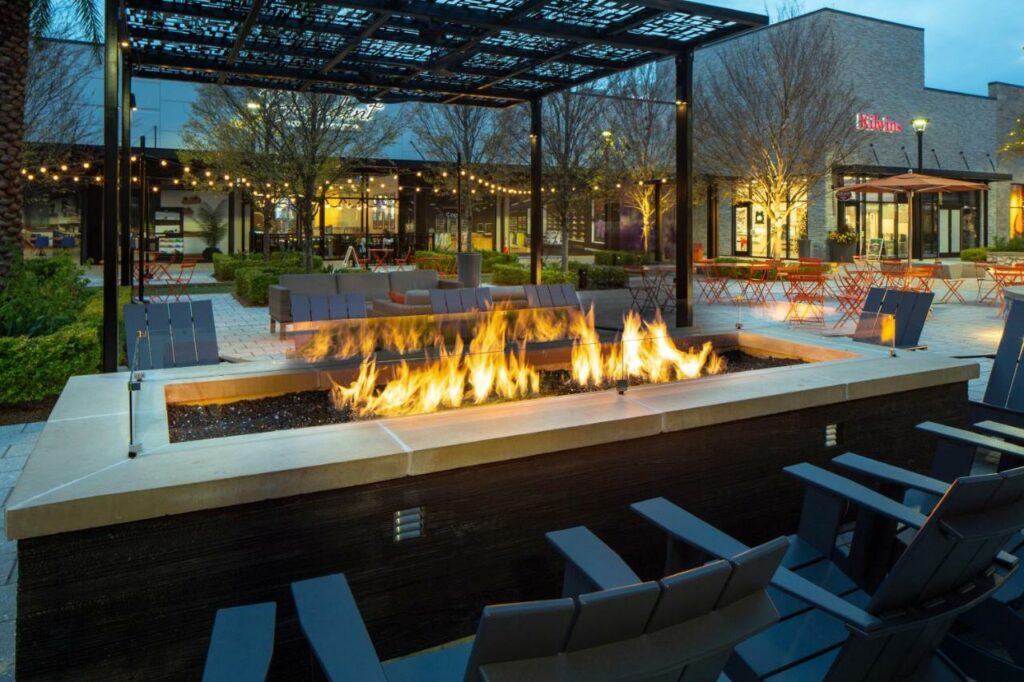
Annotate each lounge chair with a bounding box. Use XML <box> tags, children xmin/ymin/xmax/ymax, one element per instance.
<box><xmin>201</xmin><ymin>602</ymin><xmax>276</xmax><ymax>682</ymax></box>
<box><xmin>851</xmin><ymin>287</ymin><xmax>933</xmax><ymax>349</ymax></box>
<box><xmin>632</xmin><ymin>459</ymin><xmax>1024</xmax><ymax>681</ymax></box>
<box><xmin>123</xmin><ymin>301</ymin><xmax>220</xmax><ymax>370</ymax></box>
<box><xmin>969</xmin><ymin>296</ymin><xmax>1024</xmax><ymax>427</ymax></box>
<box><xmin>290</xmin><ymin>529</ymin><xmax>783</xmax><ymax>681</ymax></box>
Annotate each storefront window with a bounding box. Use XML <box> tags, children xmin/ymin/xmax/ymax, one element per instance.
<box><xmin>1012</xmin><ymin>184</ymin><xmax>1024</xmax><ymax>238</ymax></box>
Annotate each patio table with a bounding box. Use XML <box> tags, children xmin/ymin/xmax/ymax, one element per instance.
<box><xmin>641</xmin><ymin>264</ymin><xmax>677</xmax><ymax>310</ymax></box>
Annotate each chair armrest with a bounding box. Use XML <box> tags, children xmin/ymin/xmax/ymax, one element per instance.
<box><xmin>438</xmin><ymin>278</ymin><xmax>463</xmax><ymax>289</ymax></box>
<box><xmin>968</xmin><ymin>400</ymin><xmax>1024</xmax><ymax>429</ymax></box>
<box><xmin>831</xmin><ymin>453</ymin><xmax>949</xmax><ymax>498</ymax></box>
<box><xmin>545</xmin><ymin>526</ymin><xmax>641</xmax><ymax>593</ymax></box>
<box><xmin>268</xmin><ymin>285</ymin><xmax>291</xmax><ymax>321</ymax></box>
<box><xmin>784</xmin><ymin>463</ymin><xmax>927</xmax><ymax>529</ymax></box>
<box><xmin>771</xmin><ymin>567</ymin><xmax>883</xmax><ymax>633</ymax></box>
<box><xmin>631</xmin><ymin>498</ymin><xmax>885</xmax><ymax>632</ymax></box>
<box><xmin>291</xmin><ymin>574</ymin><xmax>387</xmax><ymax>682</ymax></box>
<box><xmin>631</xmin><ymin>497</ymin><xmax>748</xmax><ymax>559</ymax></box>
<box><xmin>973</xmin><ymin>419</ymin><xmax>1024</xmax><ymax>445</ymax></box>
<box><xmin>917</xmin><ymin>421</ymin><xmax>1024</xmax><ymax>460</ymax></box>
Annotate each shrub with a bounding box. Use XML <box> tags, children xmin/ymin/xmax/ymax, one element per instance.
<box><xmin>0</xmin><ymin>322</ymin><xmax>101</xmax><ymax>404</ymax></box>
<box><xmin>212</xmin><ymin>253</ymin><xmax>240</xmax><ymax>280</ymax></box>
<box><xmin>592</xmin><ymin>249</ymin><xmax>647</xmax><ymax>266</ymax></box>
<box><xmin>581</xmin><ymin>264</ymin><xmax>626</xmax><ymax>288</ymax></box>
<box><xmin>235</xmin><ymin>267</ymin><xmax>281</xmax><ymax>305</ymax></box>
<box><xmin>492</xmin><ymin>263</ymin><xmax>530</xmax><ymax>285</ymax></box>
<box><xmin>960</xmin><ymin>247</ymin><xmax>989</xmax><ymax>262</ymax></box>
<box><xmin>415</xmin><ymin>250</ymin><xmax>457</xmax><ymax>275</ymax></box>
<box><xmin>480</xmin><ymin>250</ymin><xmax>519</xmax><ymax>273</ymax></box>
<box><xmin>0</xmin><ymin>253</ymin><xmax>88</xmax><ymax>337</ymax></box>
<box><xmin>992</xmin><ymin>236</ymin><xmax>1024</xmax><ymax>252</ymax></box>
<box><xmin>541</xmin><ymin>268</ymin><xmax>577</xmax><ymax>286</ymax></box>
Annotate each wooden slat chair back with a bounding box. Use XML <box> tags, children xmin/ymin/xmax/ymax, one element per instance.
<box><xmin>290</xmin><ymin>293</ymin><xmax>367</xmax><ymax>323</ymax></box>
<box><xmin>524</xmin><ymin>283</ymin><xmax>581</xmax><ymax>310</ymax></box>
<box><xmin>852</xmin><ymin>287</ymin><xmax>933</xmax><ymax>348</ymax></box>
<box><xmin>201</xmin><ymin>602</ymin><xmax>276</xmax><ymax>682</ymax></box>
<box><xmin>462</xmin><ymin>598</ymin><xmax>577</xmax><ymax>682</ymax></box>
<box><xmin>124</xmin><ymin>301</ymin><xmax>219</xmax><ymax>370</ymax></box>
<box><xmin>982</xmin><ymin>297</ymin><xmax>1024</xmax><ymax>411</ymax></box>
<box><xmin>428</xmin><ymin>287</ymin><xmax>493</xmax><ymax>315</ymax></box>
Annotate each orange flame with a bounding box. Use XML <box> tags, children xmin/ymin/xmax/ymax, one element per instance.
<box><xmin>311</xmin><ymin>306</ymin><xmax>722</xmax><ymax>419</ymax></box>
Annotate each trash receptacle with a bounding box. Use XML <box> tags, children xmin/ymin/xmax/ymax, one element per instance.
<box><xmin>457</xmin><ymin>252</ymin><xmax>483</xmax><ymax>287</ymax></box>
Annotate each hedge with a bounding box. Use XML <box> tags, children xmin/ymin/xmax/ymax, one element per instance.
<box><xmin>0</xmin><ymin>323</ymin><xmax>101</xmax><ymax>404</ymax></box>
<box><xmin>492</xmin><ymin>263</ymin><xmax>530</xmax><ymax>285</ymax></box>
<box><xmin>235</xmin><ymin>267</ymin><xmax>281</xmax><ymax>305</ymax></box>
<box><xmin>576</xmin><ymin>264</ymin><xmax>628</xmax><ymax>289</ymax></box>
<box><xmin>215</xmin><ymin>252</ymin><xmax>323</xmax><ymax>282</ymax></box>
<box><xmin>592</xmin><ymin>250</ymin><xmax>648</xmax><ymax>266</ymax></box>
<box><xmin>960</xmin><ymin>247</ymin><xmax>989</xmax><ymax>262</ymax></box>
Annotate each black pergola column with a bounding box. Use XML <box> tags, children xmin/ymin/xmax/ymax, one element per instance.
<box><xmin>119</xmin><ymin>62</ymin><xmax>131</xmax><ymax>287</ymax></box>
<box><xmin>653</xmin><ymin>180</ymin><xmax>661</xmax><ymax>260</ymax></box>
<box><xmin>102</xmin><ymin>0</ymin><xmax>120</xmax><ymax>372</ymax></box>
<box><xmin>674</xmin><ymin>48</ymin><xmax>694</xmax><ymax>328</ymax></box>
<box><xmin>530</xmin><ymin>98</ymin><xmax>543</xmax><ymax>284</ymax></box>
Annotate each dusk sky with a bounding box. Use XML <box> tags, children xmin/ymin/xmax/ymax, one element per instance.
<box><xmin>716</xmin><ymin>0</ymin><xmax>1024</xmax><ymax>95</ymax></box>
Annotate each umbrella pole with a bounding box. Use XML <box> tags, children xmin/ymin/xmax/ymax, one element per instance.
<box><xmin>907</xmin><ymin>190</ymin><xmax>914</xmax><ymax>265</ymax></box>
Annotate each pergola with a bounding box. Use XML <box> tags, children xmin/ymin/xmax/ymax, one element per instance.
<box><xmin>99</xmin><ymin>0</ymin><xmax>767</xmax><ymax>370</ymax></box>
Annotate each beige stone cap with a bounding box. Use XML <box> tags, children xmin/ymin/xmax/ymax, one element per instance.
<box><xmin>4</xmin><ymin>331</ymin><xmax>977</xmax><ymax>539</ymax></box>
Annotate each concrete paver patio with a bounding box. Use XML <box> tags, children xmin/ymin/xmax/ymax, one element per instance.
<box><xmin>0</xmin><ymin>276</ymin><xmax>1010</xmax><ymax>678</ymax></box>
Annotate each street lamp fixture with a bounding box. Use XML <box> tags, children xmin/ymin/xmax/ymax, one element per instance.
<box><xmin>911</xmin><ymin>117</ymin><xmax>929</xmax><ymax>133</ymax></box>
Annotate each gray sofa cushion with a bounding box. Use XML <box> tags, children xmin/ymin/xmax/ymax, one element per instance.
<box><xmin>279</xmin><ymin>274</ymin><xmax>338</xmax><ymax>295</ymax></box>
<box><xmin>389</xmin><ymin>269</ymin><xmax>440</xmax><ymax>293</ymax></box>
<box><xmin>404</xmin><ymin>289</ymin><xmax>431</xmax><ymax>305</ymax></box>
<box><xmin>336</xmin><ymin>272</ymin><xmax>391</xmax><ymax>300</ymax></box>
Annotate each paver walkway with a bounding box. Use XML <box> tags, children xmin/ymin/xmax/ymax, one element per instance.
<box><xmin>0</xmin><ymin>276</ymin><xmax>1011</xmax><ymax>678</ymax></box>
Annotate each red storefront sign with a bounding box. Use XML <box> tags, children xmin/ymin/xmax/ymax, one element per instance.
<box><xmin>855</xmin><ymin>112</ymin><xmax>904</xmax><ymax>134</ymax></box>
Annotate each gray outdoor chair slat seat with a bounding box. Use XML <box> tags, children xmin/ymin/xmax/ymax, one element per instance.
<box><xmin>124</xmin><ymin>301</ymin><xmax>219</xmax><ymax>370</ymax></box>
<box><xmin>201</xmin><ymin>602</ymin><xmax>276</xmax><ymax>682</ymax></box>
<box><xmin>290</xmin><ymin>293</ymin><xmax>367</xmax><ymax>323</ymax></box>
<box><xmin>291</xmin><ymin>525</ymin><xmax>784</xmax><ymax>682</ymax></box>
<box><xmin>632</xmin><ymin>460</ymin><xmax>1024</xmax><ymax>682</ymax></box>
<box><xmin>429</xmin><ymin>287</ymin><xmax>493</xmax><ymax>315</ymax></box>
<box><xmin>852</xmin><ymin>287</ymin><xmax>933</xmax><ymax>349</ymax></box>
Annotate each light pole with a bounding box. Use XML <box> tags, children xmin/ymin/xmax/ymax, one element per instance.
<box><xmin>910</xmin><ymin>117</ymin><xmax>929</xmax><ymax>260</ymax></box>
<box><xmin>911</xmin><ymin>117</ymin><xmax>928</xmax><ymax>172</ymax></box>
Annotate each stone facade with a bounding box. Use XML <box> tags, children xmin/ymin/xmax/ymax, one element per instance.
<box><xmin>694</xmin><ymin>9</ymin><xmax>1024</xmax><ymax>259</ymax></box>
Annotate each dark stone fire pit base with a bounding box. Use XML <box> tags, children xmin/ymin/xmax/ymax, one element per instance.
<box><xmin>16</xmin><ymin>381</ymin><xmax>966</xmax><ymax>681</ymax></box>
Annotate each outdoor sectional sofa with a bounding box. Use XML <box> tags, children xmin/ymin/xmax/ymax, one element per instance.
<box><xmin>268</xmin><ymin>270</ymin><xmax>462</xmax><ymax>334</ymax></box>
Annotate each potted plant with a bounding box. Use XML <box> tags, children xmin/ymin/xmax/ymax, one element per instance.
<box><xmin>196</xmin><ymin>202</ymin><xmax>228</xmax><ymax>262</ymax></box>
<box><xmin>827</xmin><ymin>229</ymin><xmax>856</xmax><ymax>263</ymax></box>
<box><xmin>796</xmin><ymin>212</ymin><xmax>811</xmax><ymax>258</ymax></box>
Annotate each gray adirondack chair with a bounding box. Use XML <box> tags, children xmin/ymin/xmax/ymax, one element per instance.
<box><xmin>632</xmin><ymin>461</ymin><xmax>1024</xmax><ymax>681</ymax></box>
<box><xmin>523</xmin><ymin>283</ymin><xmax>582</xmax><ymax>310</ymax></box>
<box><xmin>290</xmin><ymin>292</ymin><xmax>367</xmax><ymax>324</ymax></box>
<box><xmin>124</xmin><ymin>301</ymin><xmax>220</xmax><ymax>370</ymax></box>
<box><xmin>968</xmin><ymin>294</ymin><xmax>1024</xmax><ymax>426</ymax></box>
<box><xmin>832</xmin><ymin>451</ymin><xmax>1024</xmax><ymax>679</ymax></box>
<box><xmin>290</xmin><ymin>529</ymin><xmax>782</xmax><ymax>682</ymax></box>
<box><xmin>852</xmin><ymin>287</ymin><xmax>933</xmax><ymax>349</ymax></box>
<box><xmin>201</xmin><ymin>602</ymin><xmax>276</xmax><ymax>682</ymax></box>
<box><xmin>428</xmin><ymin>287</ymin><xmax>493</xmax><ymax>315</ymax></box>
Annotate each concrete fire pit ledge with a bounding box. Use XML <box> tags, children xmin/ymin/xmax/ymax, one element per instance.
<box><xmin>5</xmin><ymin>329</ymin><xmax>976</xmax><ymax>540</ymax></box>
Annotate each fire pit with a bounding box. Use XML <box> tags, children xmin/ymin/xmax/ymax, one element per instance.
<box><xmin>7</xmin><ymin>323</ymin><xmax>978</xmax><ymax>680</ymax></box>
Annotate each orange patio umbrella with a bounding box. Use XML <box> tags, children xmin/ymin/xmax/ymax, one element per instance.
<box><xmin>835</xmin><ymin>172</ymin><xmax>988</xmax><ymax>261</ymax></box>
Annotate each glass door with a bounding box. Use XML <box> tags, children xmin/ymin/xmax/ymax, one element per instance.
<box><xmin>734</xmin><ymin>204</ymin><xmax>750</xmax><ymax>256</ymax></box>
<box><xmin>939</xmin><ymin>209</ymin><xmax>961</xmax><ymax>255</ymax></box>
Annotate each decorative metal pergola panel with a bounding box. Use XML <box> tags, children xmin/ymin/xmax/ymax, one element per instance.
<box><xmin>122</xmin><ymin>0</ymin><xmax>766</xmax><ymax>106</ymax></box>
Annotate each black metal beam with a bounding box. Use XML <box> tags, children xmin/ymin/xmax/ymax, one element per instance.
<box><xmin>120</xmin><ymin>61</ymin><xmax>131</xmax><ymax>287</ymax></box>
<box><xmin>217</xmin><ymin>0</ymin><xmax>264</xmax><ymax>86</ymax></box>
<box><xmin>530</xmin><ymin>98</ymin><xmax>543</xmax><ymax>285</ymax></box>
<box><xmin>674</xmin><ymin>48</ymin><xmax>693</xmax><ymax>328</ymax></box>
<box><xmin>628</xmin><ymin>0</ymin><xmax>768</xmax><ymax>27</ymax></box>
<box><xmin>103</xmin><ymin>0</ymin><xmax>120</xmax><ymax>372</ymax></box>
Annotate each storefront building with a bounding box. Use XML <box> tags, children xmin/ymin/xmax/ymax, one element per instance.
<box><xmin>697</xmin><ymin>9</ymin><xmax>1024</xmax><ymax>260</ymax></box>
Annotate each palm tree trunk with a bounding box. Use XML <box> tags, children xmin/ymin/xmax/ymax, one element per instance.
<box><xmin>0</xmin><ymin>3</ymin><xmax>28</xmax><ymax>287</ymax></box>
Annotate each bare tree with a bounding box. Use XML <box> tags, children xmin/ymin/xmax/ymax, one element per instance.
<box><xmin>695</xmin><ymin>8</ymin><xmax>861</xmax><ymax>257</ymax></box>
<box><xmin>604</xmin><ymin>63</ymin><xmax>675</xmax><ymax>256</ymax></box>
<box><xmin>410</xmin><ymin>103</ymin><xmax>499</xmax><ymax>250</ymax></box>
<box><xmin>543</xmin><ymin>90</ymin><xmax>602</xmax><ymax>269</ymax></box>
<box><xmin>24</xmin><ymin>38</ymin><xmax>96</xmax><ymax>160</ymax></box>
<box><xmin>182</xmin><ymin>86</ymin><xmax>400</xmax><ymax>271</ymax></box>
